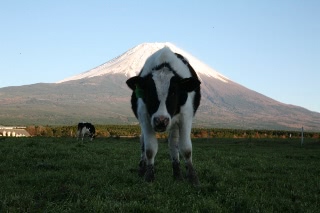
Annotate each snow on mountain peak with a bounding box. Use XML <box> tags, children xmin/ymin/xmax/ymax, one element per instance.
<box><xmin>56</xmin><ymin>42</ymin><xmax>229</xmax><ymax>83</ymax></box>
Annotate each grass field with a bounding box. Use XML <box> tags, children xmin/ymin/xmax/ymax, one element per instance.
<box><xmin>0</xmin><ymin>137</ymin><xmax>319</xmax><ymax>212</ymax></box>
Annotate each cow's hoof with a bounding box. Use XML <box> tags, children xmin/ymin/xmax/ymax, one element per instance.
<box><xmin>138</xmin><ymin>160</ymin><xmax>146</xmax><ymax>177</ymax></box>
<box><xmin>172</xmin><ymin>160</ymin><xmax>183</xmax><ymax>181</ymax></box>
<box><xmin>144</xmin><ymin>165</ymin><xmax>155</xmax><ymax>182</ymax></box>
<box><xmin>186</xmin><ymin>164</ymin><xmax>200</xmax><ymax>186</ymax></box>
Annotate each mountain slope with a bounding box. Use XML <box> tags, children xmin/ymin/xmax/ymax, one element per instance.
<box><xmin>1</xmin><ymin>42</ymin><xmax>319</xmax><ymax>131</ymax></box>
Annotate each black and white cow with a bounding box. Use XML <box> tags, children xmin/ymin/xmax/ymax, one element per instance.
<box><xmin>77</xmin><ymin>122</ymin><xmax>95</xmax><ymax>141</ymax></box>
<box><xmin>126</xmin><ymin>47</ymin><xmax>201</xmax><ymax>185</ymax></box>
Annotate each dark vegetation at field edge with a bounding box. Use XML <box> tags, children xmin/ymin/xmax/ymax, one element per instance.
<box><xmin>25</xmin><ymin>124</ymin><xmax>320</xmax><ymax>139</ymax></box>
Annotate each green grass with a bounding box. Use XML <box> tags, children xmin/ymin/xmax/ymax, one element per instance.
<box><xmin>0</xmin><ymin>137</ymin><xmax>319</xmax><ymax>212</ymax></box>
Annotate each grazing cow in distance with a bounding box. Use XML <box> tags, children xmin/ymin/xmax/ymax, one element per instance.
<box><xmin>77</xmin><ymin>122</ymin><xmax>95</xmax><ymax>141</ymax></box>
<box><xmin>126</xmin><ymin>47</ymin><xmax>201</xmax><ymax>185</ymax></box>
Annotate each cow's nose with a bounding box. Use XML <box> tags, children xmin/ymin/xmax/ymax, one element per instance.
<box><xmin>153</xmin><ymin>116</ymin><xmax>169</xmax><ymax>132</ymax></box>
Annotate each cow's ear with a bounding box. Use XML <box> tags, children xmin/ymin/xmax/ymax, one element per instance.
<box><xmin>179</xmin><ymin>77</ymin><xmax>201</xmax><ymax>92</ymax></box>
<box><xmin>126</xmin><ymin>76</ymin><xmax>143</xmax><ymax>91</ymax></box>
<box><xmin>126</xmin><ymin>76</ymin><xmax>145</xmax><ymax>98</ymax></box>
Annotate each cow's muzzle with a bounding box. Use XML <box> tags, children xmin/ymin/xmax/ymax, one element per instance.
<box><xmin>153</xmin><ymin>116</ymin><xmax>169</xmax><ymax>132</ymax></box>
<box><xmin>90</xmin><ymin>134</ymin><xmax>95</xmax><ymax>141</ymax></box>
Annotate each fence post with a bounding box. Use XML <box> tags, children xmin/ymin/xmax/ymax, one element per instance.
<box><xmin>301</xmin><ymin>126</ymin><xmax>304</xmax><ymax>147</ymax></box>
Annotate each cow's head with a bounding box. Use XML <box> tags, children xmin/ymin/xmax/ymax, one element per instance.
<box><xmin>126</xmin><ymin>70</ymin><xmax>200</xmax><ymax>132</ymax></box>
<box><xmin>87</xmin><ymin>125</ymin><xmax>95</xmax><ymax>141</ymax></box>
<box><xmin>90</xmin><ymin>134</ymin><xmax>95</xmax><ymax>141</ymax></box>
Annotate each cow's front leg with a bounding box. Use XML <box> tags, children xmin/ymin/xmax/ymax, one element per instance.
<box><xmin>138</xmin><ymin>133</ymin><xmax>147</xmax><ymax>177</ymax></box>
<box><xmin>143</xmin><ymin>132</ymin><xmax>158</xmax><ymax>182</ymax></box>
<box><xmin>179</xmin><ymin>119</ymin><xmax>199</xmax><ymax>186</ymax></box>
<box><xmin>168</xmin><ymin>125</ymin><xmax>183</xmax><ymax>181</ymax></box>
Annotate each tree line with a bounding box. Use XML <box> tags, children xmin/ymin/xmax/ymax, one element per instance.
<box><xmin>25</xmin><ymin>125</ymin><xmax>320</xmax><ymax>139</ymax></box>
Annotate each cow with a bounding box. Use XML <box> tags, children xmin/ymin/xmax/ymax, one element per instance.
<box><xmin>126</xmin><ymin>47</ymin><xmax>201</xmax><ymax>185</ymax></box>
<box><xmin>77</xmin><ymin>122</ymin><xmax>95</xmax><ymax>141</ymax></box>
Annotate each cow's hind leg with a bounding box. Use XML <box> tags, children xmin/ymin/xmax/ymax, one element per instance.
<box><xmin>179</xmin><ymin>119</ymin><xmax>200</xmax><ymax>186</ymax></box>
<box><xmin>184</xmin><ymin>151</ymin><xmax>199</xmax><ymax>186</ymax></box>
<box><xmin>168</xmin><ymin>125</ymin><xmax>183</xmax><ymax>181</ymax></box>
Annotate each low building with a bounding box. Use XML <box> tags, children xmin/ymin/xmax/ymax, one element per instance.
<box><xmin>0</xmin><ymin>126</ymin><xmax>30</xmax><ymax>137</ymax></box>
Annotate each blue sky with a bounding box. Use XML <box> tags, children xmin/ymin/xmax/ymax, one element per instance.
<box><xmin>0</xmin><ymin>0</ymin><xmax>319</xmax><ymax>112</ymax></box>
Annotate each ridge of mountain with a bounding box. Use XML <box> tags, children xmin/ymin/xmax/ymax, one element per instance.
<box><xmin>57</xmin><ymin>42</ymin><xmax>229</xmax><ymax>83</ymax></box>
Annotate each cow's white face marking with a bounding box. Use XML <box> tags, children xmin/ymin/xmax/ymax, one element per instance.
<box><xmin>151</xmin><ymin>69</ymin><xmax>174</xmax><ymax>130</ymax></box>
<box><xmin>152</xmin><ymin>69</ymin><xmax>173</xmax><ymax>101</ymax></box>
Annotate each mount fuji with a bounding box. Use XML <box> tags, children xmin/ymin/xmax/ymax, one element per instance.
<box><xmin>1</xmin><ymin>42</ymin><xmax>319</xmax><ymax>131</ymax></box>
<box><xmin>57</xmin><ymin>42</ymin><xmax>228</xmax><ymax>83</ymax></box>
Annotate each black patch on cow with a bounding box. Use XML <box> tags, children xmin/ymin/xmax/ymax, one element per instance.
<box><xmin>183</xmin><ymin>150</ymin><xmax>192</xmax><ymax>160</ymax></box>
<box><xmin>128</xmin><ymin>74</ymin><xmax>160</xmax><ymax>119</ymax></box>
<box><xmin>144</xmin><ymin>74</ymin><xmax>160</xmax><ymax>117</ymax></box>
<box><xmin>146</xmin><ymin>149</ymin><xmax>153</xmax><ymax>160</ymax></box>
<box><xmin>130</xmin><ymin>92</ymin><xmax>138</xmax><ymax>118</ymax></box>
<box><xmin>174</xmin><ymin>53</ymin><xmax>199</xmax><ymax>80</ymax></box>
<box><xmin>175</xmin><ymin>53</ymin><xmax>201</xmax><ymax>114</ymax></box>
<box><xmin>90</xmin><ymin>124</ymin><xmax>96</xmax><ymax>135</ymax></box>
<box><xmin>175</xmin><ymin>53</ymin><xmax>189</xmax><ymax>65</ymax></box>
<box><xmin>166</xmin><ymin>76</ymin><xmax>187</xmax><ymax>117</ymax></box>
<box><xmin>193</xmin><ymin>86</ymin><xmax>201</xmax><ymax>114</ymax></box>
<box><xmin>152</xmin><ymin>62</ymin><xmax>174</xmax><ymax>72</ymax></box>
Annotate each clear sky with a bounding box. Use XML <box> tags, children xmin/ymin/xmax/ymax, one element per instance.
<box><xmin>0</xmin><ymin>0</ymin><xmax>319</xmax><ymax>112</ymax></box>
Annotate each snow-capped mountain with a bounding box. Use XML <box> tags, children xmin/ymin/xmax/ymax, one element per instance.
<box><xmin>1</xmin><ymin>42</ymin><xmax>320</xmax><ymax>131</ymax></box>
<box><xmin>57</xmin><ymin>42</ymin><xmax>228</xmax><ymax>83</ymax></box>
